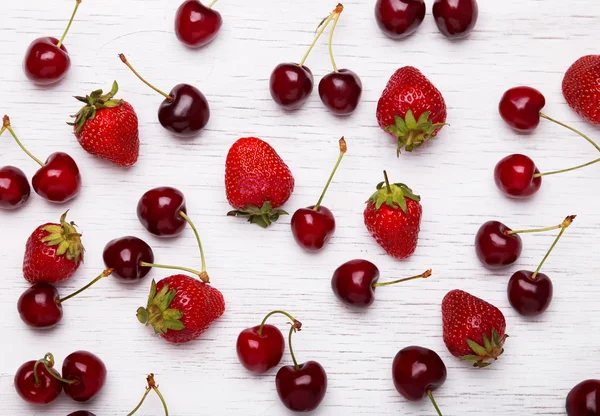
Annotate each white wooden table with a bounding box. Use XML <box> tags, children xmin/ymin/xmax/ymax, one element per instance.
<box><xmin>1</xmin><ymin>1</ymin><xmax>600</xmax><ymax>414</ymax></box>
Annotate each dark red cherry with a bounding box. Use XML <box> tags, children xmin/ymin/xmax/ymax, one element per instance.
<box><xmin>17</xmin><ymin>283</ymin><xmax>63</xmax><ymax>328</ymax></box>
<box><xmin>32</xmin><ymin>152</ymin><xmax>82</xmax><ymax>203</ymax></box>
<box><xmin>175</xmin><ymin>0</ymin><xmax>223</xmax><ymax>48</ymax></box>
<box><xmin>137</xmin><ymin>187</ymin><xmax>187</xmax><ymax>237</ymax></box>
<box><xmin>475</xmin><ymin>221</ymin><xmax>523</xmax><ymax>269</ymax></box>
<box><xmin>318</xmin><ymin>69</ymin><xmax>362</xmax><ymax>115</ymax></box>
<box><xmin>158</xmin><ymin>84</ymin><xmax>210</xmax><ymax>137</ymax></box>
<box><xmin>236</xmin><ymin>324</ymin><xmax>285</xmax><ymax>374</ymax></box>
<box><xmin>291</xmin><ymin>206</ymin><xmax>336</xmax><ymax>251</ymax></box>
<box><xmin>567</xmin><ymin>379</ymin><xmax>600</xmax><ymax>416</ymax></box>
<box><xmin>62</xmin><ymin>351</ymin><xmax>107</xmax><ymax>402</ymax></box>
<box><xmin>14</xmin><ymin>359</ymin><xmax>63</xmax><ymax>404</ymax></box>
<box><xmin>499</xmin><ymin>87</ymin><xmax>546</xmax><ymax>132</ymax></box>
<box><xmin>23</xmin><ymin>37</ymin><xmax>70</xmax><ymax>85</ymax></box>
<box><xmin>331</xmin><ymin>259</ymin><xmax>379</xmax><ymax>307</ymax></box>
<box><xmin>432</xmin><ymin>0</ymin><xmax>478</xmax><ymax>39</ymax></box>
<box><xmin>102</xmin><ymin>236</ymin><xmax>154</xmax><ymax>281</ymax></box>
<box><xmin>269</xmin><ymin>63</ymin><xmax>314</xmax><ymax>110</ymax></box>
<box><xmin>507</xmin><ymin>270</ymin><xmax>553</xmax><ymax>316</ymax></box>
<box><xmin>494</xmin><ymin>154</ymin><xmax>542</xmax><ymax>198</ymax></box>
<box><xmin>68</xmin><ymin>412</ymin><xmax>97</xmax><ymax>416</ymax></box>
<box><xmin>276</xmin><ymin>361</ymin><xmax>327</xmax><ymax>412</ymax></box>
<box><xmin>374</xmin><ymin>0</ymin><xmax>426</xmax><ymax>39</ymax></box>
<box><xmin>0</xmin><ymin>166</ymin><xmax>30</xmax><ymax>209</ymax></box>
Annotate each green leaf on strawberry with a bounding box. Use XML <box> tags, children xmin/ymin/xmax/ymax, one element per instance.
<box><xmin>69</xmin><ymin>81</ymin><xmax>124</xmax><ymax>134</ymax></box>
<box><xmin>226</xmin><ymin>201</ymin><xmax>288</xmax><ymax>228</ymax></box>
<box><xmin>366</xmin><ymin>172</ymin><xmax>420</xmax><ymax>214</ymax></box>
<box><xmin>461</xmin><ymin>329</ymin><xmax>508</xmax><ymax>368</ymax></box>
<box><xmin>39</xmin><ymin>210</ymin><xmax>84</xmax><ymax>263</ymax></box>
<box><xmin>385</xmin><ymin>109</ymin><xmax>447</xmax><ymax>156</ymax></box>
<box><xmin>137</xmin><ymin>280</ymin><xmax>185</xmax><ymax>335</ymax></box>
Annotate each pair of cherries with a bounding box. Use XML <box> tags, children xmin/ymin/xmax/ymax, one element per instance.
<box><xmin>15</xmin><ymin>351</ymin><xmax>106</xmax><ymax>405</ymax></box>
<box><xmin>237</xmin><ymin>311</ymin><xmax>327</xmax><ymax>412</ymax></box>
<box><xmin>270</xmin><ymin>4</ymin><xmax>362</xmax><ymax>116</ymax></box>
<box><xmin>375</xmin><ymin>0</ymin><xmax>478</xmax><ymax>40</ymax></box>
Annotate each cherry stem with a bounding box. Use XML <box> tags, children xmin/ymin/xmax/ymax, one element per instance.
<box><xmin>257</xmin><ymin>310</ymin><xmax>300</xmax><ymax>337</ymax></box>
<box><xmin>119</xmin><ymin>54</ymin><xmax>173</xmax><ymax>101</ymax></box>
<box><xmin>2</xmin><ymin>115</ymin><xmax>44</xmax><ymax>167</ymax></box>
<box><xmin>372</xmin><ymin>269</ymin><xmax>432</xmax><ymax>288</ymax></box>
<box><xmin>539</xmin><ymin>113</ymin><xmax>600</xmax><ymax>153</ymax></box>
<box><xmin>327</xmin><ymin>8</ymin><xmax>342</xmax><ymax>72</ymax></box>
<box><xmin>34</xmin><ymin>353</ymin><xmax>76</xmax><ymax>386</ymax></box>
<box><xmin>383</xmin><ymin>170</ymin><xmax>392</xmax><ymax>193</ymax></box>
<box><xmin>57</xmin><ymin>0</ymin><xmax>82</xmax><ymax>48</ymax></box>
<box><xmin>207</xmin><ymin>0</ymin><xmax>218</xmax><ymax>8</ymax></box>
<box><xmin>287</xmin><ymin>324</ymin><xmax>300</xmax><ymax>371</ymax></box>
<box><xmin>505</xmin><ymin>219</ymin><xmax>568</xmax><ymax>235</ymax></box>
<box><xmin>57</xmin><ymin>269</ymin><xmax>113</xmax><ymax>304</ymax></box>
<box><xmin>535</xmin><ymin>157</ymin><xmax>600</xmax><ymax>178</ymax></box>
<box><xmin>127</xmin><ymin>388</ymin><xmax>150</xmax><ymax>416</ymax></box>
<box><xmin>427</xmin><ymin>390</ymin><xmax>443</xmax><ymax>416</ymax></box>
<box><xmin>299</xmin><ymin>4</ymin><xmax>343</xmax><ymax>67</ymax></box>
<box><xmin>532</xmin><ymin>215</ymin><xmax>575</xmax><ymax>280</ymax></box>
<box><xmin>128</xmin><ymin>374</ymin><xmax>169</xmax><ymax>416</ymax></box>
<box><xmin>139</xmin><ymin>262</ymin><xmax>209</xmax><ymax>283</ymax></box>
<box><xmin>178</xmin><ymin>211</ymin><xmax>207</xmax><ymax>275</ymax></box>
<box><xmin>314</xmin><ymin>137</ymin><xmax>347</xmax><ymax>211</ymax></box>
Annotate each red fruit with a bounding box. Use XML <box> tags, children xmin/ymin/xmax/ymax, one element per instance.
<box><xmin>237</xmin><ymin>324</ymin><xmax>285</xmax><ymax>374</ymax></box>
<box><xmin>14</xmin><ymin>356</ymin><xmax>63</xmax><ymax>405</ymax></box>
<box><xmin>566</xmin><ymin>379</ymin><xmax>600</xmax><ymax>416</ymax></box>
<box><xmin>0</xmin><ymin>166</ymin><xmax>30</xmax><ymax>210</ymax></box>
<box><xmin>23</xmin><ymin>211</ymin><xmax>84</xmax><ymax>284</ymax></box>
<box><xmin>175</xmin><ymin>0</ymin><xmax>223</xmax><ymax>48</ymax></box>
<box><xmin>376</xmin><ymin>66</ymin><xmax>447</xmax><ymax>155</ymax></box>
<box><xmin>441</xmin><ymin>289</ymin><xmax>508</xmax><ymax>368</ymax></box>
<box><xmin>137</xmin><ymin>275</ymin><xmax>225</xmax><ymax>343</ymax></box>
<box><xmin>363</xmin><ymin>171</ymin><xmax>422</xmax><ymax>259</ymax></box>
<box><xmin>70</xmin><ymin>82</ymin><xmax>139</xmax><ymax>167</ymax></box>
<box><xmin>62</xmin><ymin>351</ymin><xmax>107</xmax><ymax>402</ymax></box>
<box><xmin>499</xmin><ymin>86</ymin><xmax>546</xmax><ymax>132</ymax></box>
<box><xmin>225</xmin><ymin>137</ymin><xmax>294</xmax><ymax>227</ymax></box>
<box><xmin>562</xmin><ymin>55</ymin><xmax>600</xmax><ymax>125</ymax></box>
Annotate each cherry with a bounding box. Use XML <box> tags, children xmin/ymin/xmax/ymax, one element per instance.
<box><xmin>475</xmin><ymin>221</ymin><xmax>522</xmax><ymax>269</ymax></box>
<box><xmin>237</xmin><ymin>310</ymin><xmax>300</xmax><ymax>374</ymax></box>
<box><xmin>566</xmin><ymin>379</ymin><xmax>600</xmax><ymax>416</ymax></box>
<box><xmin>0</xmin><ymin>166</ymin><xmax>30</xmax><ymax>209</ymax></box>
<box><xmin>432</xmin><ymin>0</ymin><xmax>478</xmax><ymax>39</ymax></box>
<box><xmin>120</xmin><ymin>54</ymin><xmax>210</xmax><ymax>137</ymax></box>
<box><xmin>127</xmin><ymin>374</ymin><xmax>169</xmax><ymax>415</ymax></box>
<box><xmin>291</xmin><ymin>138</ymin><xmax>346</xmax><ymax>251</ymax></box>
<box><xmin>62</xmin><ymin>350</ymin><xmax>107</xmax><ymax>402</ymax></box>
<box><xmin>23</xmin><ymin>0</ymin><xmax>82</xmax><ymax>85</ymax></box>
<box><xmin>14</xmin><ymin>353</ymin><xmax>63</xmax><ymax>404</ymax></box>
<box><xmin>103</xmin><ymin>236</ymin><xmax>154</xmax><ymax>281</ymax></box>
<box><xmin>375</xmin><ymin>0</ymin><xmax>426</xmax><ymax>39</ymax></box>
<box><xmin>392</xmin><ymin>346</ymin><xmax>446</xmax><ymax>415</ymax></box>
<box><xmin>3</xmin><ymin>116</ymin><xmax>81</xmax><ymax>203</ymax></box>
<box><xmin>332</xmin><ymin>259</ymin><xmax>431</xmax><ymax>307</ymax></box>
<box><xmin>68</xmin><ymin>412</ymin><xmax>97</xmax><ymax>416</ymax></box>
<box><xmin>175</xmin><ymin>0</ymin><xmax>222</xmax><ymax>48</ymax></box>
<box><xmin>494</xmin><ymin>154</ymin><xmax>541</xmax><ymax>198</ymax></box>
<box><xmin>137</xmin><ymin>186</ymin><xmax>189</xmax><ymax>237</ymax></box>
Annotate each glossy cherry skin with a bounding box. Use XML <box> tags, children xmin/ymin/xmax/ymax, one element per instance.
<box><xmin>494</xmin><ymin>154</ymin><xmax>542</xmax><ymax>198</ymax></box>
<box><xmin>137</xmin><ymin>187</ymin><xmax>187</xmax><ymax>237</ymax></box>
<box><xmin>499</xmin><ymin>87</ymin><xmax>546</xmax><ymax>132</ymax></box>
<box><xmin>374</xmin><ymin>0</ymin><xmax>426</xmax><ymax>39</ymax></box>
<box><xmin>291</xmin><ymin>206</ymin><xmax>336</xmax><ymax>251</ymax></box>
<box><xmin>23</xmin><ymin>37</ymin><xmax>70</xmax><ymax>85</ymax></box>
<box><xmin>318</xmin><ymin>69</ymin><xmax>363</xmax><ymax>115</ymax></box>
<box><xmin>276</xmin><ymin>361</ymin><xmax>327</xmax><ymax>412</ymax></box>
<box><xmin>68</xmin><ymin>412</ymin><xmax>97</xmax><ymax>416</ymax></box>
<box><xmin>331</xmin><ymin>259</ymin><xmax>379</xmax><ymax>307</ymax></box>
<box><xmin>392</xmin><ymin>346</ymin><xmax>447</xmax><ymax>401</ymax></box>
<box><xmin>175</xmin><ymin>0</ymin><xmax>223</xmax><ymax>48</ymax></box>
<box><xmin>567</xmin><ymin>379</ymin><xmax>600</xmax><ymax>416</ymax></box>
<box><xmin>158</xmin><ymin>84</ymin><xmax>210</xmax><ymax>137</ymax></box>
<box><xmin>475</xmin><ymin>221</ymin><xmax>523</xmax><ymax>269</ymax></box>
<box><xmin>62</xmin><ymin>351</ymin><xmax>107</xmax><ymax>402</ymax></box>
<box><xmin>432</xmin><ymin>0</ymin><xmax>478</xmax><ymax>39</ymax></box>
<box><xmin>14</xmin><ymin>360</ymin><xmax>63</xmax><ymax>404</ymax></box>
<box><xmin>0</xmin><ymin>166</ymin><xmax>30</xmax><ymax>209</ymax></box>
<box><xmin>507</xmin><ymin>270</ymin><xmax>553</xmax><ymax>316</ymax></box>
<box><xmin>269</xmin><ymin>63</ymin><xmax>314</xmax><ymax>110</ymax></box>
<box><xmin>103</xmin><ymin>236</ymin><xmax>154</xmax><ymax>281</ymax></box>
<box><xmin>17</xmin><ymin>283</ymin><xmax>63</xmax><ymax>328</ymax></box>
<box><xmin>32</xmin><ymin>152</ymin><xmax>81</xmax><ymax>203</ymax></box>
<box><xmin>236</xmin><ymin>324</ymin><xmax>285</xmax><ymax>374</ymax></box>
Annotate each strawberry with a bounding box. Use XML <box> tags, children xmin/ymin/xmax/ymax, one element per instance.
<box><xmin>69</xmin><ymin>81</ymin><xmax>140</xmax><ymax>167</ymax></box>
<box><xmin>137</xmin><ymin>275</ymin><xmax>225</xmax><ymax>344</ymax></box>
<box><xmin>562</xmin><ymin>55</ymin><xmax>600</xmax><ymax>125</ymax></box>
<box><xmin>225</xmin><ymin>137</ymin><xmax>295</xmax><ymax>227</ymax></box>
<box><xmin>363</xmin><ymin>171</ymin><xmax>422</xmax><ymax>259</ymax></box>
<box><xmin>376</xmin><ymin>66</ymin><xmax>447</xmax><ymax>155</ymax></box>
<box><xmin>442</xmin><ymin>289</ymin><xmax>508</xmax><ymax>368</ymax></box>
<box><xmin>23</xmin><ymin>211</ymin><xmax>84</xmax><ymax>284</ymax></box>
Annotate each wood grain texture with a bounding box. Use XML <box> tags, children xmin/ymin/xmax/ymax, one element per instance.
<box><xmin>1</xmin><ymin>0</ymin><xmax>600</xmax><ymax>414</ymax></box>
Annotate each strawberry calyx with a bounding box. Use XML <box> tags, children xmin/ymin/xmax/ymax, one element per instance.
<box><xmin>385</xmin><ymin>109</ymin><xmax>446</xmax><ymax>155</ymax></box>
<box><xmin>460</xmin><ymin>329</ymin><xmax>508</xmax><ymax>368</ymax></box>
<box><xmin>69</xmin><ymin>81</ymin><xmax>124</xmax><ymax>134</ymax></box>
<box><xmin>137</xmin><ymin>280</ymin><xmax>185</xmax><ymax>335</ymax></box>
<box><xmin>40</xmin><ymin>210</ymin><xmax>84</xmax><ymax>263</ymax></box>
<box><xmin>227</xmin><ymin>201</ymin><xmax>288</xmax><ymax>228</ymax></box>
<box><xmin>366</xmin><ymin>171</ymin><xmax>420</xmax><ymax>214</ymax></box>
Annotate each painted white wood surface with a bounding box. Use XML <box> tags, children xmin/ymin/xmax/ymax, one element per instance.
<box><xmin>1</xmin><ymin>0</ymin><xmax>600</xmax><ymax>415</ymax></box>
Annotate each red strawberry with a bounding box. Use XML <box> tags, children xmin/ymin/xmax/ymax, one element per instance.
<box><xmin>363</xmin><ymin>171</ymin><xmax>422</xmax><ymax>259</ymax></box>
<box><xmin>70</xmin><ymin>81</ymin><xmax>140</xmax><ymax>167</ymax></box>
<box><xmin>376</xmin><ymin>66</ymin><xmax>447</xmax><ymax>155</ymax></box>
<box><xmin>225</xmin><ymin>137</ymin><xmax>295</xmax><ymax>227</ymax></box>
<box><xmin>442</xmin><ymin>289</ymin><xmax>508</xmax><ymax>368</ymax></box>
<box><xmin>23</xmin><ymin>211</ymin><xmax>84</xmax><ymax>284</ymax></box>
<box><xmin>137</xmin><ymin>275</ymin><xmax>225</xmax><ymax>344</ymax></box>
<box><xmin>562</xmin><ymin>55</ymin><xmax>600</xmax><ymax>125</ymax></box>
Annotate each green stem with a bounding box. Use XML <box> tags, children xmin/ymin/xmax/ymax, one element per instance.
<box><xmin>534</xmin><ymin>157</ymin><xmax>600</xmax><ymax>178</ymax></box>
<box><xmin>314</xmin><ymin>137</ymin><xmax>346</xmax><ymax>210</ymax></box>
<box><xmin>372</xmin><ymin>269</ymin><xmax>431</xmax><ymax>288</ymax></box>
<box><xmin>327</xmin><ymin>10</ymin><xmax>342</xmax><ymax>72</ymax></box>
<box><xmin>298</xmin><ymin>5</ymin><xmax>341</xmax><ymax>67</ymax></box>
<box><xmin>531</xmin><ymin>215</ymin><xmax>575</xmax><ymax>280</ymax></box>
<box><xmin>178</xmin><ymin>211</ymin><xmax>206</xmax><ymax>273</ymax></box>
<box><xmin>119</xmin><ymin>54</ymin><xmax>173</xmax><ymax>101</ymax></box>
<box><xmin>34</xmin><ymin>353</ymin><xmax>76</xmax><ymax>385</ymax></box>
<box><xmin>383</xmin><ymin>170</ymin><xmax>392</xmax><ymax>193</ymax></box>
<box><xmin>287</xmin><ymin>324</ymin><xmax>300</xmax><ymax>371</ymax></box>
<box><xmin>152</xmin><ymin>386</ymin><xmax>169</xmax><ymax>416</ymax></box>
<box><xmin>57</xmin><ymin>269</ymin><xmax>113</xmax><ymax>304</ymax></box>
<box><xmin>428</xmin><ymin>390</ymin><xmax>443</xmax><ymax>416</ymax></box>
<box><xmin>505</xmin><ymin>224</ymin><xmax>562</xmax><ymax>235</ymax></box>
<box><xmin>258</xmin><ymin>310</ymin><xmax>298</xmax><ymax>336</ymax></box>
<box><xmin>3</xmin><ymin>116</ymin><xmax>44</xmax><ymax>167</ymax></box>
<box><xmin>57</xmin><ymin>0</ymin><xmax>82</xmax><ymax>49</ymax></box>
<box><xmin>539</xmin><ymin>113</ymin><xmax>600</xmax><ymax>153</ymax></box>
<box><xmin>127</xmin><ymin>388</ymin><xmax>151</xmax><ymax>416</ymax></box>
<box><xmin>206</xmin><ymin>0</ymin><xmax>218</xmax><ymax>8</ymax></box>
<box><xmin>139</xmin><ymin>262</ymin><xmax>208</xmax><ymax>282</ymax></box>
